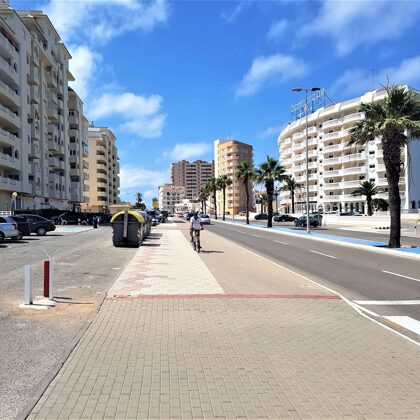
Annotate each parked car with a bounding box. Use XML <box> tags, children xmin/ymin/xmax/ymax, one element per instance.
<box><xmin>254</xmin><ymin>213</ymin><xmax>268</xmax><ymax>220</ymax></box>
<box><xmin>52</xmin><ymin>212</ymin><xmax>87</xmax><ymax>225</ymax></box>
<box><xmin>151</xmin><ymin>217</ymin><xmax>159</xmax><ymax>226</ymax></box>
<box><xmin>294</xmin><ymin>215</ymin><xmax>320</xmax><ymax>227</ymax></box>
<box><xmin>0</xmin><ymin>216</ymin><xmax>20</xmax><ymax>242</ymax></box>
<box><xmin>200</xmin><ymin>214</ymin><xmax>211</xmax><ymax>224</ymax></box>
<box><xmin>9</xmin><ymin>215</ymin><xmax>31</xmax><ymax>239</ymax></box>
<box><xmin>18</xmin><ymin>214</ymin><xmax>56</xmax><ymax>236</ymax></box>
<box><xmin>273</xmin><ymin>214</ymin><xmax>297</xmax><ymax>222</ymax></box>
<box><xmin>238</xmin><ymin>211</ymin><xmax>246</xmax><ymax>216</ymax></box>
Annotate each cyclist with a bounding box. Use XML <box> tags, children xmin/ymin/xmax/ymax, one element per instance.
<box><xmin>190</xmin><ymin>211</ymin><xmax>203</xmax><ymax>242</ymax></box>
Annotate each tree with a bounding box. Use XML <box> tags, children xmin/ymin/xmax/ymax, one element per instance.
<box><xmin>206</xmin><ymin>177</ymin><xmax>220</xmax><ymax>220</ymax></box>
<box><xmin>351</xmin><ymin>180</ymin><xmax>380</xmax><ymax>216</ymax></box>
<box><xmin>254</xmin><ymin>156</ymin><xmax>287</xmax><ymax>228</ymax></box>
<box><xmin>236</xmin><ymin>161</ymin><xmax>255</xmax><ymax>224</ymax></box>
<box><xmin>217</xmin><ymin>175</ymin><xmax>232</xmax><ymax>221</ymax></box>
<box><xmin>197</xmin><ymin>186</ymin><xmax>210</xmax><ymax>213</ymax></box>
<box><xmin>134</xmin><ymin>192</ymin><xmax>146</xmax><ymax>211</ymax></box>
<box><xmin>372</xmin><ymin>198</ymin><xmax>389</xmax><ymax>212</ymax></box>
<box><xmin>349</xmin><ymin>86</ymin><xmax>420</xmax><ymax>247</ymax></box>
<box><xmin>281</xmin><ymin>176</ymin><xmax>300</xmax><ymax>214</ymax></box>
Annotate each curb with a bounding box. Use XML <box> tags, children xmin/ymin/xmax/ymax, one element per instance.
<box><xmin>213</xmin><ymin>220</ymin><xmax>420</xmax><ymax>261</ymax></box>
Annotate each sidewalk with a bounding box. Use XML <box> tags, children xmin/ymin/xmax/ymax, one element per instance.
<box><xmin>28</xmin><ymin>223</ymin><xmax>420</xmax><ymax>419</ymax></box>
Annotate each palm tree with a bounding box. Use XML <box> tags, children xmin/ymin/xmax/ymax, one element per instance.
<box><xmin>254</xmin><ymin>156</ymin><xmax>287</xmax><ymax>228</ymax></box>
<box><xmin>281</xmin><ymin>176</ymin><xmax>300</xmax><ymax>214</ymax></box>
<box><xmin>236</xmin><ymin>161</ymin><xmax>255</xmax><ymax>224</ymax></box>
<box><xmin>349</xmin><ymin>86</ymin><xmax>420</xmax><ymax>247</ymax></box>
<box><xmin>197</xmin><ymin>186</ymin><xmax>210</xmax><ymax>213</ymax></box>
<box><xmin>372</xmin><ymin>198</ymin><xmax>389</xmax><ymax>212</ymax></box>
<box><xmin>351</xmin><ymin>180</ymin><xmax>379</xmax><ymax>216</ymax></box>
<box><xmin>206</xmin><ymin>177</ymin><xmax>219</xmax><ymax>220</ymax></box>
<box><xmin>216</xmin><ymin>175</ymin><xmax>232</xmax><ymax>221</ymax></box>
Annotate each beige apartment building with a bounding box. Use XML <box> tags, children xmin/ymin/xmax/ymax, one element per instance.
<box><xmin>214</xmin><ymin>139</ymin><xmax>253</xmax><ymax>215</ymax></box>
<box><xmin>158</xmin><ymin>183</ymin><xmax>185</xmax><ymax>213</ymax></box>
<box><xmin>68</xmin><ymin>88</ymin><xmax>89</xmax><ymax>210</ymax></box>
<box><xmin>171</xmin><ymin>159</ymin><xmax>214</xmax><ymax>201</ymax></box>
<box><xmin>82</xmin><ymin>126</ymin><xmax>120</xmax><ymax>213</ymax></box>
<box><xmin>0</xmin><ymin>2</ymin><xmax>88</xmax><ymax>211</ymax></box>
<box><xmin>278</xmin><ymin>86</ymin><xmax>420</xmax><ymax>214</ymax></box>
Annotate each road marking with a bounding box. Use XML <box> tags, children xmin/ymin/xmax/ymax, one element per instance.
<box><xmin>384</xmin><ymin>316</ymin><xmax>420</xmax><ymax>335</ymax></box>
<box><xmin>309</xmin><ymin>250</ymin><xmax>337</xmax><ymax>259</ymax></box>
<box><xmin>274</xmin><ymin>240</ymin><xmax>288</xmax><ymax>245</ymax></box>
<box><xmin>354</xmin><ymin>300</ymin><xmax>420</xmax><ymax>305</ymax></box>
<box><xmin>250</xmin><ymin>234</ymin><xmax>262</xmax><ymax>238</ymax></box>
<box><xmin>382</xmin><ymin>270</ymin><xmax>420</xmax><ymax>283</ymax></box>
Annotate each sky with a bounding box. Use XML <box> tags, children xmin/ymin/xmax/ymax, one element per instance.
<box><xmin>11</xmin><ymin>0</ymin><xmax>420</xmax><ymax>206</ymax></box>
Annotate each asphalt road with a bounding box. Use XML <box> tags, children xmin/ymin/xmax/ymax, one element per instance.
<box><xmin>206</xmin><ymin>221</ymin><xmax>420</xmax><ymax>331</ymax></box>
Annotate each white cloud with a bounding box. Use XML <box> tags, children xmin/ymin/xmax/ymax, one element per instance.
<box><xmin>169</xmin><ymin>143</ymin><xmax>211</xmax><ymax>161</ymax></box>
<box><xmin>257</xmin><ymin>124</ymin><xmax>286</xmax><ymax>140</ymax></box>
<box><xmin>68</xmin><ymin>45</ymin><xmax>101</xmax><ymax>100</ymax></box>
<box><xmin>267</xmin><ymin>19</ymin><xmax>287</xmax><ymax>41</ymax></box>
<box><xmin>303</xmin><ymin>0</ymin><xmax>420</xmax><ymax>56</ymax></box>
<box><xmin>332</xmin><ymin>55</ymin><xmax>420</xmax><ymax>97</ymax></box>
<box><xmin>89</xmin><ymin>92</ymin><xmax>166</xmax><ymax>138</ymax></box>
<box><xmin>236</xmin><ymin>54</ymin><xmax>308</xmax><ymax>97</ymax></box>
<box><xmin>120</xmin><ymin>165</ymin><xmax>169</xmax><ymax>190</ymax></box>
<box><xmin>221</xmin><ymin>1</ymin><xmax>248</xmax><ymax>23</ymax></box>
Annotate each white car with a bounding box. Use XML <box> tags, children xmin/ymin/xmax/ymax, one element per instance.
<box><xmin>200</xmin><ymin>214</ymin><xmax>211</xmax><ymax>224</ymax></box>
<box><xmin>0</xmin><ymin>216</ymin><xmax>20</xmax><ymax>242</ymax></box>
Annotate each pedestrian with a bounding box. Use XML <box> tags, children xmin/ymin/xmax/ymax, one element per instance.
<box><xmin>92</xmin><ymin>216</ymin><xmax>98</xmax><ymax>229</ymax></box>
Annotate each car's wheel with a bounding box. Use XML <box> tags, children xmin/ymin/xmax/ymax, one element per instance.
<box><xmin>13</xmin><ymin>231</ymin><xmax>23</xmax><ymax>240</ymax></box>
<box><xmin>0</xmin><ymin>232</ymin><xmax>4</xmax><ymax>243</ymax></box>
<box><xmin>37</xmin><ymin>227</ymin><xmax>47</xmax><ymax>236</ymax></box>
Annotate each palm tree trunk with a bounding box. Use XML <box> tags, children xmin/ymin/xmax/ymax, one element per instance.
<box><xmin>213</xmin><ymin>189</ymin><xmax>218</xmax><ymax>220</ymax></box>
<box><xmin>291</xmin><ymin>189</ymin><xmax>295</xmax><ymax>213</ymax></box>
<box><xmin>266</xmin><ymin>180</ymin><xmax>274</xmax><ymax>228</ymax></box>
<box><xmin>383</xmin><ymin>135</ymin><xmax>402</xmax><ymax>248</ymax></box>
<box><xmin>244</xmin><ymin>177</ymin><xmax>249</xmax><ymax>225</ymax></box>
<box><xmin>367</xmin><ymin>196</ymin><xmax>373</xmax><ymax>216</ymax></box>
<box><xmin>222</xmin><ymin>188</ymin><xmax>226</xmax><ymax>221</ymax></box>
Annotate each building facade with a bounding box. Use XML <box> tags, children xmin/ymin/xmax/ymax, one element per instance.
<box><xmin>214</xmin><ymin>139</ymin><xmax>253</xmax><ymax>215</ymax></box>
<box><xmin>82</xmin><ymin>126</ymin><xmax>120</xmax><ymax>213</ymax></box>
<box><xmin>278</xmin><ymin>87</ymin><xmax>420</xmax><ymax>214</ymax></box>
<box><xmin>170</xmin><ymin>159</ymin><xmax>214</xmax><ymax>201</ymax></box>
<box><xmin>158</xmin><ymin>183</ymin><xmax>185</xmax><ymax>213</ymax></box>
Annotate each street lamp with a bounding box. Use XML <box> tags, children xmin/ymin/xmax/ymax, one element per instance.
<box><xmin>11</xmin><ymin>191</ymin><xmax>17</xmax><ymax>214</ymax></box>
<box><xmin>274</xmin><ymin>187</ymin><xmax>280</xmax><ymax>213</ymax></box>
<box><xmin>231</xmin><ymin>153</ymin><xmax>239</xmax><ymax>223</ymax></box>
<box><xmin>292</xmin><ymin>87</ymin><xmax>320</xmax><ymax>234</ymax></box>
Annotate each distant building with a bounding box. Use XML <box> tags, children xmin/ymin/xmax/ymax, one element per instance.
<box><xmin>214</xmin><ymin>139</ymin><xmax>253</xmax><ymax>215</ymax></box>
<box><xmin>158</xmin><ymin>183</ymin><xmax>185</xmax><ymax>213</ymax></box>
<box><xmin>171</xmin><ymin>159</ymin><xmax>214</xmax><ymax>201</ymax></box>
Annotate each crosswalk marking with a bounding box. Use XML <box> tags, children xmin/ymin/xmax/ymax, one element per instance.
<box><xmin>354</xmin><ymin>300</ymin><xmax>420</xmax><ymax>305</ymax></box>
<box><xmin>384</xmin><ymin>316</ymin><xmax>420</xmax><ymax>335</ymax></box>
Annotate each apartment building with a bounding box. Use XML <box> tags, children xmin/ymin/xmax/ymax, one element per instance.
<box><xmin>214</xmin><ymin>139</ymin><xmax>253</xmax><ymax>215</ymax></box>
<box><xmin>278</xmin><ymin>87</ymin><xmax>420</xmax><ymax>214</ymax></box>
<box><xmin>0</xmin><ymin>3</ymin><xmax>75</xmax><ymax>211</ymax></box>
<box><xmin>82</xmin><ymin>126</ymin><xmax>120</xmax><ymax>212</ymax></box>
<box><xmin>170</xmin><ymin>159</ymin><xmax>214</xmax><ymax>201</ymax></box>
<box><xmin>68</xmin><ymin>88</ymin><xmax>89</xmax><ymax>210</ymax></box>
<box><xmin>158</xmin><ymin>183</ymin><xmax>185</xmax><ymax>213</ymax></box>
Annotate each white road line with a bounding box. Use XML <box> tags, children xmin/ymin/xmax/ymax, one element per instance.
<box><xmin>354</xmin><ymin>300</ymin><xmax>420</xmax><ymax>306</ymax></box>
<box><xmin>309</xmin><ymin>250</ymin><xmax>337</xmax><ymax>259</ymax></box>
<box><xmin>274</xmin><ymin>240</ymin><xmax>288</xmax><ymax>245</ymax></box>
<box><xmin>382</xmin><ymin>270</ymin><xmax>420</xmax><ymax>283</ymax></box>
<box><xmin>250</xmin><ymin>234</ymin><xmax>262</xmax><ymax>238</ymax></box>
<box><xmin>384</xmin><ymin>316</ymin><xmax>420</xmax><ymax>335</ymax></box>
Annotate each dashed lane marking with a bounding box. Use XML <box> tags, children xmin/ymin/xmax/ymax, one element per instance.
<box><xmin>384</xmin><ymin>316</ymin><xmax>420</xmax><ymax>335</ymax></box>
<box><xmin>382</xmin><ymin>270</ymin><xmax>420</xmax><ymax>283</ymax></box>
<box><xmin>309</xmin><ymin>250</ymin><xmax>337</xmax><ymax>259</ymax></box>
<box><xmin>250</xmin><ymin>234</ymin><xmax>262</xmax><ymax>238</ymax></box>
<box><xmin>274</xmin><ymin>240</ymin><xmax>288</xmax><ymax>245</ymax></box>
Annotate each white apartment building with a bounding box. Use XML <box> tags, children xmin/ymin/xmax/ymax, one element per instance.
<box><xmin>68</xmin><ymin>88</ymin><xmax>89</xmax><ymax>210</ymax></box>
<box><xmin>278</xmin><ymin>87</ymin><xmax>420</xmax><ymax>214</ymax></box>
<box><xmin>0</xmin><ymin>3</ymin><xmax>75</xmax><ymax>211</ymax></box>
<box><xmin>82</xmin><ymin>126</ymin><xmax>120</xmax><ymax>213</ymax></box>
<box><xmin>158</xmin><ymin>183</ymin><xmax>185</xmax><ymax>213</ymax></box>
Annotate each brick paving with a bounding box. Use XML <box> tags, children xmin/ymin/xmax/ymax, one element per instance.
<box><xmin>28</xmin><ymin>223</ymin><xmax>420</xmax><ymax>419</ymax></box>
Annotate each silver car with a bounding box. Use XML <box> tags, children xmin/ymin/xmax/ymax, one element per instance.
<box><xmin>0</xmin><ymin>215</ymin><xmax>20</xmax><ymax>242</ymax></box>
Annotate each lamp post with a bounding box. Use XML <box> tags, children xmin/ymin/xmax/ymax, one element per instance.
<box><xmin>292</xmin><ymin>87</ymin><xmax>320</xmax><ymax>234</ymax></box>
<box><xmin>274</xmin><ymin>187</ymin><xmax>279</xmax><ymax>213</ymax></box>
<box><xmin>232</xmin><ymin>154</ymin><xmax>239</xmax><ymax>223</ymax></box>
<box><xmin>11</xmin><ymin>191</ymin><xmax>17</xmax><ymax>214</ymax></box>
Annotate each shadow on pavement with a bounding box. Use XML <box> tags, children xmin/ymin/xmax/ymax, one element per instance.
<box><xmin>142</xmin><ymin>243</ymin><xmax>161</xmax><ymax>247</ymax></box>
<box><xmin>200</xmin><ymin>250</ymin><xmax>224</xmax><ymax>254</ymax></box>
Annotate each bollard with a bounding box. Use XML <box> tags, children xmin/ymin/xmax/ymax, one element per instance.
<box><xmin>43</xmin><ymin>260</ymin><xmax>50</xmax><ymax>298</ymax></box>
<box><xmin>49</xmin><ymin>259</ymin><xmax>54</xmax><ymax>300</ymax></box>
<box><xmin>24</xmin><ymin>265</ymin><xmax>33</xmax><ymax>305</ymax></box>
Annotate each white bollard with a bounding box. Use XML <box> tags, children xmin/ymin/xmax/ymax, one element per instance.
<box><xmin>49</xmin><ymin>259</ymin><xmax>54</xmax><ymax>300</ymax></box>
<box><xmin>24</xmin><ymin>265</ymin><xmax>33</xmax><ymax>305</ymax></box>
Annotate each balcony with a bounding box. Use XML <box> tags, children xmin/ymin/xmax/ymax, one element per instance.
<box><xmin>27</xmin><ymin>65</ymin><xmax>39</xmax><ymax>85</ymax></box>
<box><xmin>377</xmin><ymin>164</ymin><xmax>386</xmax><ymax>172</ymax></box>
<box><xmin>323</xmin><ymin>157</ymin><xmax>342</xmax><ymax>165</ymax></box>
<box><xmin>343</xmin><ymin>112</ymin><xmax>364</xmax><ymax>125</ymax></box>
<box><xmin>46</xmin><ymin>72</ymin><xmax>58</xmax><ymax>90</ymax></box>
<box><xmin>281</xmin><ymin>137</ymin><xmax>292</xmax><ymax>146</ymax></box>
<box><xmin>322</xmin><ymin>194</ymin><xmax>342</xmax><ymax>201</ymax></box>
<box><xmin>323</xmin><ymin>118</ymin><xmax>342</xmax><ymax>130</ymax></box>
<box><xmin>48</xmin><ymin>106</ymin><xmax>58</xmax><ymax>121</ymax></box>
<box><xmin>323</xmin><ymin>169</ymin><xmax>341</xmax><ymax>178</ymax></box>
<box><xmin>0</xmin><ymin>32</ymin><xmax>18</xmax><ymax>58</ymax></box>
<box><xmin>0</xmin><ymin>127</ymin><xmax>18</xmax><ymax>148</ymax></box>
<box><xmin>323</xmin><ymin>143</ymin><xmax>343</xmax><ymax>153</ymax></box>
<box><xmin>292</xmin><ymin>132</ymin><xmax>303</xmax><ymax>141</ymax></box>
<box><xmin>292</xmin><ymin>142</ymin><xmax>304</xmax><ymax>152</ymax></box>
<box><xmin>69</xmin><ymin>168</ymin><xmax>79</xmax><ymax>177</ymax></box>
<box><xmin>0</xmin><ymin>151</ymin><xmax>18</xmax><ymax>169</ymax></box>
<box><xmin>29</xmin><ymin>143</ymin><xmax>41</xmax><ymax>160</ymax></box>
<box><xmin>342</xmin><ymin>152</ymin><xmax>366</xmax><ymax>163</ymax></box>
<box><xmin>48</xmin><ymin>139</ymin><xmax>59</xmax><ymax>152</ymax></box>
<box><xmin>342</xmin><ymin>180</ymin><xmax>362</xmax><ymax>189</ymax></box>
<box><xmin>97</xmin><ymin>163</ymin><xmax>107</xmax><ymax>172</ymax></box>
<box><xmin>0</xmin><ymin>79</ymin><xmax>18</xmax><ymax>105</ymax></box>
<box><xmin>323</xmin><ymin>182</ymin><xmax>341</xmax><ymax>190</ymax></box>
<box><xmin>0</xmin><ymin>175</ymin><xmax>18</xmax><ymax>191</ymax></box>
<box><xmin>0</xmin><ymin>103</ymin><xmax>19</xmax><ymax>128</ymax></box>
<box><xmin>323</xmin><ymin>131</ymin><xmax>341</xmax><ymax>140</ymax></box>
<box><xmin>342</xmin><ymin>166</ymin><xmax>366</xmax><ymax>175</ymax></box>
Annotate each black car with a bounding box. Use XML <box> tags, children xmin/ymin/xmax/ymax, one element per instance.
<box><xmin>9</xmin><ymin>215</ymin><xmax>31</xmax><ymax>239</ymax></box>
<box><xmin>294</xmin><ymin>215</ymin><xmax>320</xmax><ymax>227</ymax></box>
<box><xmin>18</xmin><ymin>214</ymin><xmax>56</xmax><ymax>236</ymax></box>
<box><xmin>254</xmin><ymin>213</ymin><xmax>268</xmax><ymax>220</ymax></box>
<box><xmin>273</xmin><ymin>214</ymin><xmax>298</xmax><ymax>222</ymax></box>
<box><xmin>52</xmin><ymin>212</ymin><xmax>87</xmax><ymax>225</ymax></box>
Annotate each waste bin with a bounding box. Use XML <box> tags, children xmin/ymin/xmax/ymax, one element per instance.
<box><xmin>111</xmin><ymin>210</ymin><xmax>145</xmax><ymax>247</ymax></box>
<box><xmin>137</xmin><ymin>211</ymin><xmax>152</xmax><ymax>238</ymax></box>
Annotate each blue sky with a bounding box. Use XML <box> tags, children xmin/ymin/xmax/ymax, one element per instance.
<box><xmin>11</xmin><ymin>0</ymin><xmax>420</xmax><ymax>205</ymax></box>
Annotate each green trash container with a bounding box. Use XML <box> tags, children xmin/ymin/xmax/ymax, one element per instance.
<box><xmin>111</xmin><ymin>210</ymin><xmax>145</xmax><ymax>247</ymax></box>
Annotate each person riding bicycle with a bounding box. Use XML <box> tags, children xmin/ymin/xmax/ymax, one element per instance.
<box><xmin>190</xmin><ymin>211</ymin><xmax>203</xmax><ymax>242</ymax></box>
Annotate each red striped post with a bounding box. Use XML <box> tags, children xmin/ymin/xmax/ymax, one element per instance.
<box><xmin>43</xmin><ymin>260</ymin><xmax>50</xmax><ymax>298</ymax></box>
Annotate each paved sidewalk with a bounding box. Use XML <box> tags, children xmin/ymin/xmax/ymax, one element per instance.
<box><xmin>28</xmin><ymin>223</ymin><xmax>420</xmax><ymax>419</ymax></box>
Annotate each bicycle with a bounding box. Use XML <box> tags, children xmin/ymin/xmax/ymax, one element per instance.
<box><xmin>192</xmin><ymin>228</ymin><xmax>201</xmax><ymax>253</ymax></box>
